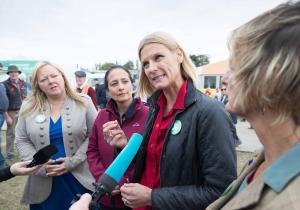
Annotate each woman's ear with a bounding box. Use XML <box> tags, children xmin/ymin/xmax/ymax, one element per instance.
<box><xmin>176</xmin><ymin>48</ymin><xmax>184</xmax><ymax>63</ymax></box>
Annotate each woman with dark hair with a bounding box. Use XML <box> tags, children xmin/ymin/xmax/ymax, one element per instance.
<box><xmin>87</xmin><ymin>65</ymin><xmax>149</xmax><ymax>210</ymax></box>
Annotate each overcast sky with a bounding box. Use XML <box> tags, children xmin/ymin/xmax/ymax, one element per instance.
<box><xmin>0</xmin><ymin>0</ymin><xmax>287</xmax><ymax>69</ymax></box>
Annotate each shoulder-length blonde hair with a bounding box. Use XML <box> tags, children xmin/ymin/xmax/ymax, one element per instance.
<box><xmin>137</xmin><ymin>32</ymin><xmax>196</xmax><ymax>97</ymax></box>
<box><xmin>20</xmin><ymin>61</ymin><xmax>86</xmax><ymax>116</ymax></box>
<box><xmin>228</xmin><ymin>2</ymin><xmax>300</xmax><ymax>125</ymax></box>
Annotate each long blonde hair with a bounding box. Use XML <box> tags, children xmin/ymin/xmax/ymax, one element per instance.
<box><xmin>20</xmin><ymin>61</ymin><xmax>86</xmax><ymax>116</ymax></box>
<box><xmin>137</xmin><ymin>32</ymin><xmax>196</xmax><ymax>97</ymax></box>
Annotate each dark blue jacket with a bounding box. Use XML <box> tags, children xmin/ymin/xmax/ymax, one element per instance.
<box><xmin>3</xmin><ymin>79</ymin><xmax>26</xmax><ymax>111</ymax></box>
<box><xmin>95</xmin><ymin>84</ymin><xmax>108</xmax><ymax>108</ymax></box>
<box><xmin>0</xmin><ymin>166</ymin><xmax>14</xmax><ymax>182</ymax></box>
<box><xmin>132</xmin><ymin>81</ymin><xmax>237</xmax><ymax>210</ymax></box>
<box><xmin>0</xmin><ymin>83</ymin><xmax>8</xmax><ymax>113</ymax></box>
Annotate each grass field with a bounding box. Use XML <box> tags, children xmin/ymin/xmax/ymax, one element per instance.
<box><xmin>0</xmin><ymin>132</ymin><xmax>254</xmax><ymax>210</ymax></box>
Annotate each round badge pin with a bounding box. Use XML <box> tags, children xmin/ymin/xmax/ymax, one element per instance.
<box><xmin>35</xmin><ymin>114</ymin><xmax>46</xmax><ymax>123</ymax></box>
<box><xmin>171</xmin><ymin>120</ymin><xmax>182</xmax><ymax>135</ymax></box>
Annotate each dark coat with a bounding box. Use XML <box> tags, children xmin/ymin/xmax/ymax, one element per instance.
<box><xmin>0</xmin><ymin>83</ymin><xmax>8</xmax><ymax>113</ymax></box>
<box><xmin>221</xmin><ymin>95</ymin><xmax>238</xmax><ymax>125</ymax></box>
<box><xmin>132</xmin><ymin>81</ymin><xmax>237</xmax><ymax>210</ymax></box>
<box><xmin>0</xmin><ymin>166</ymin><xmax>14</xmax><ymax>182</ymax></box>
<box><xmin>95</xmin><ymin>84</ymin><xmax>108</xmax><ymax>108</ymax></box>
<box><xmin>3</xmin><ymin>79</ymin><xmax>26</xmax><ymax>111</ymax></box>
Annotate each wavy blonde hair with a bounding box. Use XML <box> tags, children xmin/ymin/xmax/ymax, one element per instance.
<box><xmin>228</xmin><ymin>1</ymin><xmax>300</xmax><ymax>125</ymax></box>
<box><xmin>20</xmin><ymin>61</ymin><xmax>86</xmax><ymax>116</ymax></box>
<box><xmin>137</xmin><ymin>32</ymin><xmax>196</xmax><ymax>97</ymax></box>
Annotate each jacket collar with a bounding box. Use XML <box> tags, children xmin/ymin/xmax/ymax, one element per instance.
<box><xmin>43</xmin><ymin>96</ymin><xmax>72</xmax><ymax>112</ymax></box>
<box><xmin>212</xmin><ymin>142</ymin><xmax>300</xmax><ymax>209</ymax></box>
<box><xmin>209</xmin><ymin>152</ymin><xmax>264</xmax><ymax>210</ymax></box>
<box><xmin>148</xmin><ymin>79</ymin><xmax>197</xmax><ymax>109</ymax></box>
<box><xmin>224</xmin><ymin>173</ymin><xmax>265</xmax><ymax>209</ymax></box>
<box><xmin>264</xmin><ymin>141</ymin><xmax>300</xmax><ymax>193</ymax></box>
<box><xmin>6</xmin><ymin>78</ymin><xmax>24</xmax><ymax>87</ymax></box>
<box><xmin>106</xmin><ymin>97</ymin><xmax>141</xmax><ymax>121</ymax></box>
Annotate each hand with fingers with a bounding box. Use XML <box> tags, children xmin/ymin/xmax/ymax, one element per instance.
<box><xmin>69</xmin><ymin>193</ymin><xmax>91</xmax><ymax>210</ymax></box>
<box><xmin>5</xmin><ymin>113</ymin><xmax>13</xmax><ymax>126</ymax></box>
<box><xmin>45</xmin><ymin>158</ymin><xmax>68</xmax><ymax>176</ymax></box>
<box><xmin>10</xmin><ymin>160</ymin><xmax>41</xmax><ymax>176</ymax></box>
<box><xmin>103</xmin><ymin>120</ymin><xmax>128</xmax><ymax>148</ymax></box>
<box><xmin>111</xmin><ymin>185</ymin><xmax>121</xmax><ymax>196</ymax></box>
<box><xmin>120</xmin><ymin>183</ymin><xmax>152</xmax><ymax>208</ymax></box>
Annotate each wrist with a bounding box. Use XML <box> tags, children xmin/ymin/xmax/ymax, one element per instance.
<box><xmin>9</xmin><ymin>165</ymin><xmax>17</xmax><ymax>176</ymax></box>
<box><xmin>117</xmin><ymin>138</ymin><xmax>127</xmax><ymax>149</ymax></box>
<box><xmin>147</xmin><ymin>188</ymin><xmax>152</xmax><ymax>206</ymax></box>
<box><xmin>7</xmin><ymin>166</ymin><xmax>16</xmax><ymax>178</ymax></box>
<box><xmin>123</xmin><ymin>138</ymin><xmax>128</xmax><ymax>148</ymax></box>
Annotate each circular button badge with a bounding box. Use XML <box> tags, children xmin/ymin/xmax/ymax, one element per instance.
<box><xmin>171</xmin><ymin>120</ymin><xmax>182</xmax><ymax>135</ymax></box>
<box><xmin>35</xmin><ymin>114</ymin><xmax>46</xmax><ymax>124</ymax></box>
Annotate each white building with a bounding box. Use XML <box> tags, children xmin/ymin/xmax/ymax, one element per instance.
<box><xmin>196</xmin><ymin>60</ymin><xmax>229</xmax><ymax>89</ymax></box>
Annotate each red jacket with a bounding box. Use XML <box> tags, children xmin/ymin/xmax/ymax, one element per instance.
<box><xmin>87</xmin><ymin>98</ymin><xmax>149</xmax><ymax>208</ymax></box>
<box><xmin>75</xmin><ymin>85</ymin><xmax>98</xmax><ymax>109</ymax></box>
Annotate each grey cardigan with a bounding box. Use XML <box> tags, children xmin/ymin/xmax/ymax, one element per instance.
<box><xmin>15</xmin><ymin>95</ymin><xmax>97</xmax><ymax>204</ymax></box>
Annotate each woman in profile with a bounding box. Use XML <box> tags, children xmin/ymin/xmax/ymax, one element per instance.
<box><xmin>207</xmin><ymin>2</ymin><xmax>300</xmax><ymax>209</ymax></box>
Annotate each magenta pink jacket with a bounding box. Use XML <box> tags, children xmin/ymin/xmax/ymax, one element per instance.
<box><xmin>87</xmin><ymin>98</ymin><xmax>149</xmax><ymax>208</ymax></box>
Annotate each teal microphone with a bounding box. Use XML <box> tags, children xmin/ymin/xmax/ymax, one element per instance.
<box><xmin>88</xmin><ymin>133</ymin><xmax>143</xmax><ymax>209</ymax></box>
<box><xmin>104</xmin><ymin>133</ymin><xmax>143</xmax><ymax>182</ymax></box>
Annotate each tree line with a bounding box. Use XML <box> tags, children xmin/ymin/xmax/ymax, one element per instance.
<box><xmin>95</xmin><ymin>54</ymin><xmax>209</xmax><ymax>71</ymax></box>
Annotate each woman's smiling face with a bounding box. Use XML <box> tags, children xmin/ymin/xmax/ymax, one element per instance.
<box><xmin>140</xmin><ymin>43</ymin><xmax>183</xmax><ymax>91</ymax></box>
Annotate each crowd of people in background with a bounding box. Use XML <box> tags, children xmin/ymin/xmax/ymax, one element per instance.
<box><xmin>0</xmin><ymin>1</ymin><xmax>300</xmax><ymax>210</ymax></box>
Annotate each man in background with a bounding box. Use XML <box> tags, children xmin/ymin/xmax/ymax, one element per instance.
<box><xmin>2</xmin><ymin>65</ymin><xmax>26</xmax><ymax>160</ymax></box>
<box><xmin>18</xmin><ymin>73</ymin><xmax>32</xmax><ymax>96</ymax></box>
<box><xmin>95</xmin><ymin>80</ymin><xmax>107</xmax><ymax>109</ymax></box>
<box><xmin>221</xmin><ymin>85</ymin><xmax>238</xmax><ymax>125</ymax></box>
<box><xmin>214</xmin><ymin>88</ymin><xmax>222</xmax><ymax>101</ymax></box>
<box><xmin>74</xmin><ymin>70</ymin><xmax>98</xmax><ymax>109</ymax></box>
<box><xmin>220</xmin><ymin>85</ymin><xmax>241</xmax><ymax>146</ymax></box>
